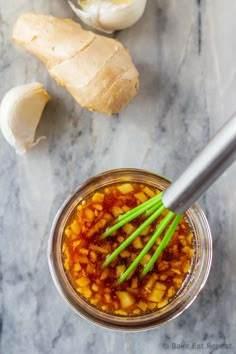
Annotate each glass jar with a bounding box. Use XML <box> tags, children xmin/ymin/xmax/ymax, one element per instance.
<box><xmin>48</xmin><ymin>168</ymin><xmax>212</xmax><ymax>331</ymax></box>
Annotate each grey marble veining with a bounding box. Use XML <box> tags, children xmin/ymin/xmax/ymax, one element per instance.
<box><xmin>0</xmin><ymin>1</ymin><xmax>236</xmax><ymax>353</ymax></box>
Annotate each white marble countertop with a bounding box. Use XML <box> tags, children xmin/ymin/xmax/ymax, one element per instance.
<box><xmin>1</xmin><ymin>1</ymin><xmax>236</xmax><ymax>353</ymax></box>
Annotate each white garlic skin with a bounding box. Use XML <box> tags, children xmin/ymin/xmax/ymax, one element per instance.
<box><xmin>69</xmin><ymin>0</ymin><xmax>147</xmax><ymax>33</ymax></box>
<box><xmin>0</xmin><ymin>82</ymin><xmax>51</xmax><ymax>155</ymax></box>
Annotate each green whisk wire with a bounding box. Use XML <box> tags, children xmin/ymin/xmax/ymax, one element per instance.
<box><xmin>116</xmin><ymin>211</ymin><xmax>175</xmax><ymax>285</ymax></box>
<box><xmin>141</xmin><ymin>214</ymin><xmax>182</xmax><ymax>277</ymax></box>
<box><xmin>117</xmin><ymin>193</ymin><xmax>162</xmax><ymax>222</ymax></box>
<box><xmin>102</xmin><ymin>192</ymin><xmax>163</xmax><ymax>238</ymax></box>
<box><xmin>145</xmin><ymin>201</ymin><xmax>163</xmax><ymax>216</ymax></box>
<box><xmin>101</xmin><ymin>191</ymin><xmax>183</xmax><ymax>284</ymax></box>
<box><xmin>101</xmin><ymin>204</ymin><xmax>166</xmax><ymax>269</ymax></box>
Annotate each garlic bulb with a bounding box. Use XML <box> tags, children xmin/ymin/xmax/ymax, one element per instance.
<box><xmin>69</xmin><ymin>0</ymin><xmax>147</xmax><ymax>33</ymax></box>
<box><xmin>0</xmin><ymin>83</ymin><xmax>51</xmax><ymax>155</ymax></box>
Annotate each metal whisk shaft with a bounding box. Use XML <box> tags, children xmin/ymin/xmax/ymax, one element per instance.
<box><xmin>102</xmin><ymin>113</ymin><xmax>236</xmax><ymax>284</ymax></box>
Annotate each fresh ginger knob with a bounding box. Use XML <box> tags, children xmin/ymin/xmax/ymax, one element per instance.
<box><xmin>13</xmin><ymin>13</ymin><xmax>139</xmax><ymax>115</ymax></box>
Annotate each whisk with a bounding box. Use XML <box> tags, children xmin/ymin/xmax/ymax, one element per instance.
<box><xmin>101</xmin><ymin>113</ymin><xmax>236</xmax><ymax>284</ymax></box>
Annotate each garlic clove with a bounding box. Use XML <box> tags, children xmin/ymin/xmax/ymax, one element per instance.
<box><xmin>0</xmin><ymin>82</ymin><xmax>51</xmax><ymax>155</ymax></box>
<box><xmin>68</xmin><ymin>0</ymin><xmax>147</xmax><ymax>33</ymax></box>
<box><xmin>69</xmin><ymin>1</ymin><xmax>109</xmax><ymax>33</ymax></box>
<box><xmin>99</xmin><ymin>0</ymin><xmax>147</xmax><ymax>31</ymax></box>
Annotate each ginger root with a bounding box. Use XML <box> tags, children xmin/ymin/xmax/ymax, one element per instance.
<box><xmin>12</xmin><ymin>13</ymin><xmax>139</xmax><ymax>115</ymax></box>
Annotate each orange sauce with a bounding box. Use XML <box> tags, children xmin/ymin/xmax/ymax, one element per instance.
<box><xmin>62</xmin><ymin>182</ymin><xmax>194</xmax><ymax>316</ymax></box>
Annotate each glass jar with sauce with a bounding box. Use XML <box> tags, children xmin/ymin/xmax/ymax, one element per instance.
<box><xmin>48</xmin><ymin>168</ymin><xmax>212</xmax><ymax>331</ymax></box>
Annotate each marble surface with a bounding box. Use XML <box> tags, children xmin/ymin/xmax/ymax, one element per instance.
<box><xmin>1</xmin><ymin>1</ymin><xmax>236</xmax><ymax>353</ymax></box>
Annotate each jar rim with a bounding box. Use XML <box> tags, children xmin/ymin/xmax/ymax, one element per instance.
<box><xmin>48</xmin><ymin>168</ymin><xmax>212</xmax><ymax>331</ymax></box>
